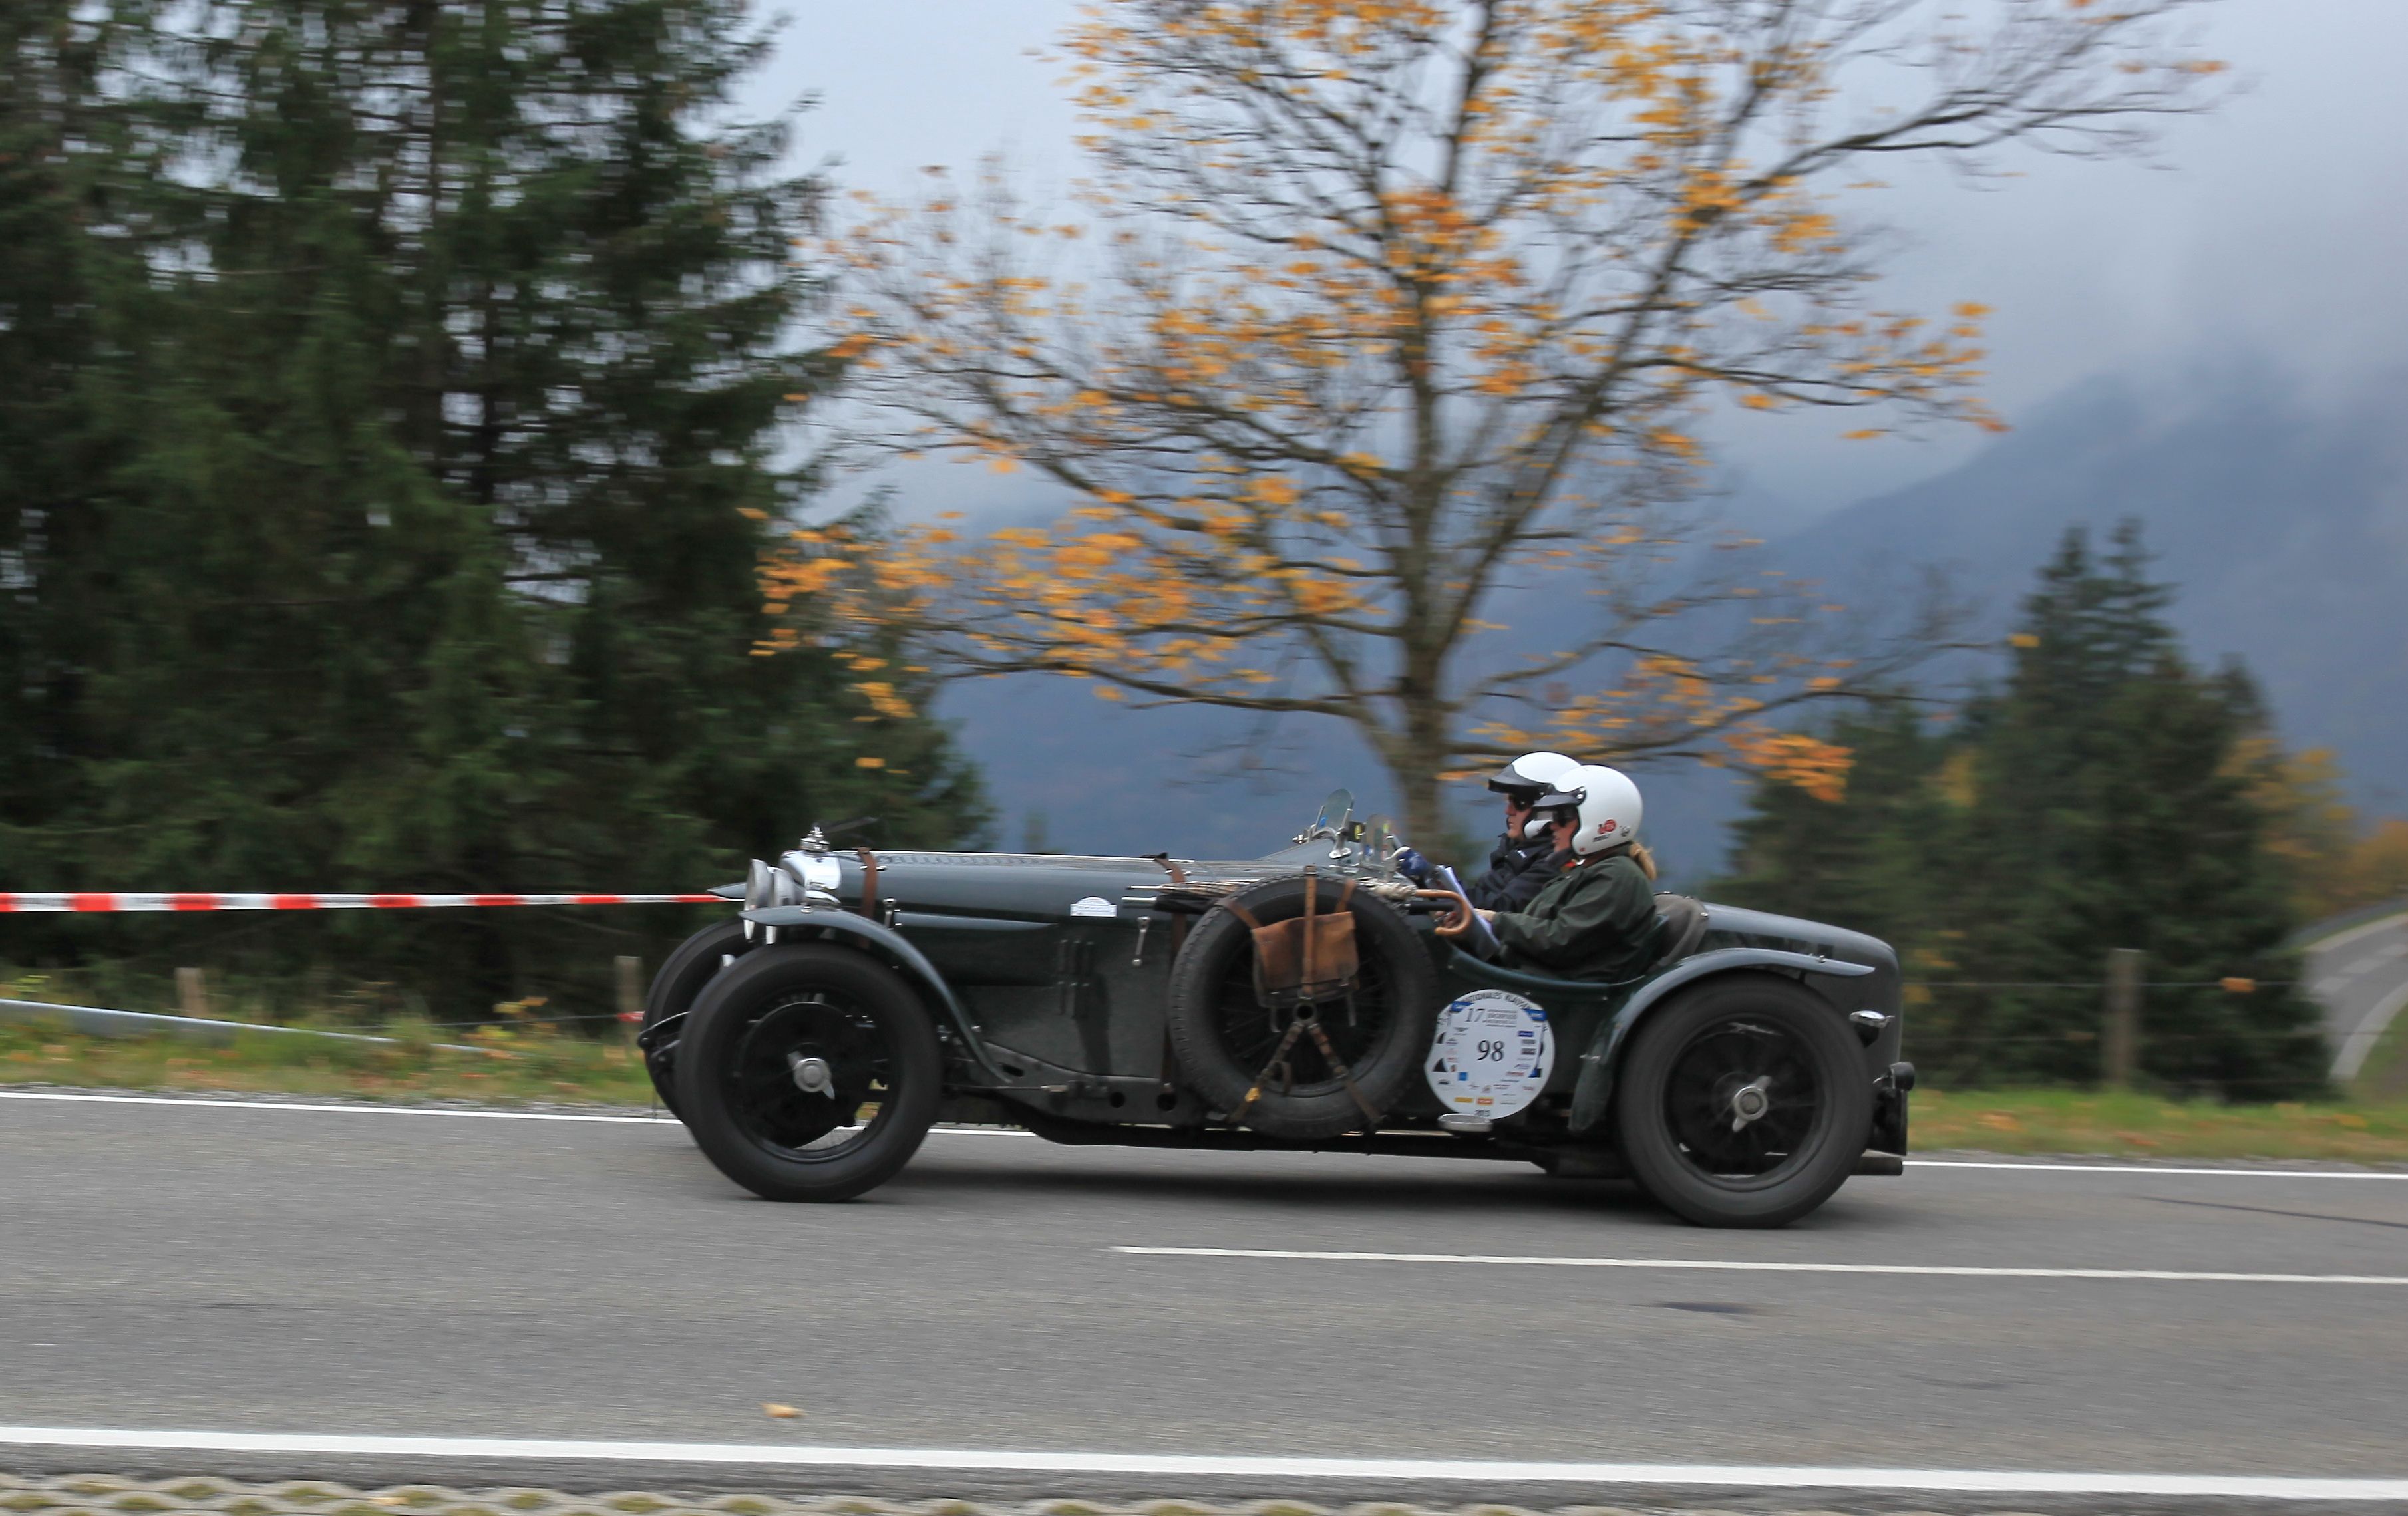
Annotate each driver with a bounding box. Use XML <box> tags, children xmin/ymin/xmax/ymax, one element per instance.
<box><xmin>1476</xmin><ymin>764</ymin><xmax>1662</xmax><ymax>983</ymax></box>
<box><xmin>1463</xmin><ymin>751</ymin><xmax>1580</xmax><ymax>911</ymax></box>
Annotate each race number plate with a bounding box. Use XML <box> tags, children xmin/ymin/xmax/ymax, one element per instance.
<box><xmin>1425</xmin><ymin>989</ymin><xmax>1554</xmax><ymax>1120</ymax></box>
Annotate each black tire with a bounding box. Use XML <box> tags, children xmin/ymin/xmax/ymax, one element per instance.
<box><xmin>674</xmin><ymin>943</ymin><xmax>941</xmax><ymax>1202</ymax></box>
<box><xmin>1165</xmin><ymin>876</ymin><xmax>1439</xmax><ymax>1140</ymax></box>
<box><xmin>638</xmin><ymin>919</ymin><xmax>751</xmax><ymax>1118</ymax></box>
<box><xmin>1614</xmin><ymin>973</ymin><xmax>1871</xmax><ymax>1229</ymax></box>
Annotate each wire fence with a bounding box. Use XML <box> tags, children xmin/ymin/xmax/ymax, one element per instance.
<box><xmin>1893</xmin><ymin>976</ymin><xmax>2341</xmax><ymax>1101</ymax></box>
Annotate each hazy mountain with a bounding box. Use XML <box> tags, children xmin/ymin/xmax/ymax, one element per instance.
<box><xmin>1776</xmin><ymin>364</ymin><xmax>2408</xmax><ymax>812</ymax></box>
<box><xmin>932</xmin><ymin>361</ymin><xmax>2408</xmax><ymax>867</ymax></box>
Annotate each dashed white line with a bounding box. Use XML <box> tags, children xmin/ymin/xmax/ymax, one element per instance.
<box><xmin>1114</xmin><ymin>1245</ymin><xmax>2408</xmax><ymax>1285</ymax></box>
<box><xmin>0</xmin><ymin>1428</ymin><xmax>2398</xmax><ymax>1499</ymax></box>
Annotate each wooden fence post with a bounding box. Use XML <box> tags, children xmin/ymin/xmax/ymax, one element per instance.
<box><xmin>615</xmin><ymin>956</ymin><xmax>644</xmax><ymax>1030</ymax></box>
<box><xmin>2103</xmin><ymin>947</ymin><xmax>2143</xmax><ymax>1088</ymax></box>
<box><xmin>175</xmin><ymin>966</ymin><xmax>208</xmax><ymax>1020</ymax></box>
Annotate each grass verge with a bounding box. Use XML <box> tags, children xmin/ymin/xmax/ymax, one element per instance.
<box><xmin>1912</xmin><ymin>1086</ymin><xmax>2408</xmax><ymax>1163</ymax></box>
<box><xmin>0</xmin><ymin>1014</ymin><xmax>655</xmax><ymax>1107</ymax></box>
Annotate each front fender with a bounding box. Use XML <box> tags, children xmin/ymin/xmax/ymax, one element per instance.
<box><xmin>739</xmin><ymin>905</ymin><xmax>1007</xmax><ymax>1086</ymax></box>
<box><xmin>1570</xmin><ymin>948</ymin><xmax>1876</xmax><ymax>1133</ymax></box>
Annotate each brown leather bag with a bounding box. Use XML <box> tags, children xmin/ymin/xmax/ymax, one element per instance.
<box><xmin>1226</xmin><ymin>871</ymin><xmax>1359</xmax><ymax>1010</ymax></box>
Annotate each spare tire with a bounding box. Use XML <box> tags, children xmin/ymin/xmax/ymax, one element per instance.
<box><xmin>1165</xmin><ymin>875</ymin><xmax>1439</xmax><ymax>1139</ymax></box>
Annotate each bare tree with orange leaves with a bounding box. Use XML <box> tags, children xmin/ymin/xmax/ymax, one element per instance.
<box><xmin>763</xmin><ymin>0</ymin><xmax>2226</xmax><ymax>846</ymax></box>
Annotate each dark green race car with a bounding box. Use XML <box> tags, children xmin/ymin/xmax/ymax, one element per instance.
<box><xmin>641</xmin><ymin>789</ymin><xmax>1913</xmax><ymax>1228</ymax></box>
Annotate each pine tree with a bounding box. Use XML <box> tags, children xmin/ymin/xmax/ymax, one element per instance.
<box><xmin>1954</xmin><ymin>526</ymin><xmax>2322</xmax><ymax>1096</ymax></box>
<box><xmin>0</xmin><ymin>3</ymin><xmax>118</xmax><ymax>849</ymax></box>
<box><xmin>1717</xmin><ymin>524</ymin><xmax>2329</xmax><ymax>1100</ymax></box>
<box><xmin>1717</xmin><ymin>700</ymin><xmax>1953</xmax><ymax>960</ymax></box>
<box><xmin>3</xmin><ymin>0</ymin><xmax>986</xmax><ymax>1017</ymax></box>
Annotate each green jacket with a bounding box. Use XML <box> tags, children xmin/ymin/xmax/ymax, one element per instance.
<box><xmin>1492</xmin><ymin>849</ymin><xmax>1661</xmax><ymax>983</ymax></box>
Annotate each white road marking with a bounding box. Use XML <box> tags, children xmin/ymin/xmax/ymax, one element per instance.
<box><xmin>0</xmin><ymin>1090</ymin><xmax>669</xmax><ymax>1122</ymax></box>
<box><xmin>2333</xmin><ymin>979</ymin><xmax>2408</xmax><ymax>1082</ymax></box>
<box><xmin>0</xmin><ymin>1092</ymin><xmax>2398</xmax><ymax>1177</ymax></box>
<box><xmin>1906</xmin><ymin>1159</ymin><xmax>2408</xmax><ymax>1179</ymax></box>
<box><xmin>0</xmin><ymin>1428</ymin><xmax>2399</xmax><ymax>1499</ymax></box>
<box><xmin>0</xmin><ymin>1090</ymin><xmax>1035</xmax><ymax>1133</ymax></box>
<box><xmin>1115</xmin><ymin>1245</ymin><xmax>2408</xmax><ymax>1285</ymax></box>
<box><xmin>2339</xmin><ymin>954</ymin><xmax>2388</xmax><ymax>979</ymax></box>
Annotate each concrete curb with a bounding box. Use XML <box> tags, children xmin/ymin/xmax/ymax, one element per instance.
<box><xmin>0</xmin><ymin>1466</ymin><xmax>2396</xmax><ymax>1516</ymax></box>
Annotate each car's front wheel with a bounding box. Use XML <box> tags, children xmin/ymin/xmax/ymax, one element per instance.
<box><xmin>1614</xmin><ymin>973</ymin><xmax>1870</xmax><ymax>1229</ymax></box>
<box><xmin>674</xmin><ymin>943</ymin><xmax>941</xmax><ymax>1202</ymax></box>
<box><xmin>639</xmin><ymin>919</ymin><xmax>750</xmax><ymax>1118</ymax></box>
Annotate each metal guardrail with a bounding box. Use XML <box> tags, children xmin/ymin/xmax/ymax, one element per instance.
<box><xmin>0</xmin><ymin>997</ymin><xmax>482</xmax><ymax>1053</ymax></box>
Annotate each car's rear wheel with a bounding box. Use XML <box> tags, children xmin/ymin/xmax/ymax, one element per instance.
<box><xmin>1614</xmin><ymin>973</ymin><xmax>1869</xmax><ymax>1229</ymax></box>
<box><xmin>674</xmin><ymin>943</ymin><xmax>940</xmax><ymax>1201</ymax></box>
<box><xmin>638</xmin><ymin>919</ymin><xmax>749</xmax><ymax>1118</ymax></box>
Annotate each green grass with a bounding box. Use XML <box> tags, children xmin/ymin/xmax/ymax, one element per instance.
<box><xmin>0</xmin><ymin>1014</ymin><xmax>656</xmax><ymax>1107</ymax></box>
<box><xmin>1913</xmin><ymin>1086</ymin><xmax>2408</xmax><ymax>1163</ymax></box>
<box><xmin>7</xmin><ymin>964</ymin><xmax>2407</xmax><ymax>1161</ymax></box>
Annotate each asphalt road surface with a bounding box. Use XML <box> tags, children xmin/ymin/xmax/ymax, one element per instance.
<box><xmin>3</xmin><ymin>1092</ymin><xmax>2405</xmax><ymax>1507</ymax></box>
<box><xmin>2306</xmin><ymin>910</ymin><xmax>2408</xmax><ymax>1084</ymax></box>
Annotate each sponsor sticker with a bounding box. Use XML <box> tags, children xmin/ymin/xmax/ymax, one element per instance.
<box><xmin>1423</xmin><ymin>988</ymin><xmax>1554</xmax><ymax>1121</ymax></box>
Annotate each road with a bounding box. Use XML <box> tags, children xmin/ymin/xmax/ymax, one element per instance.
<box><xmin>2306</xmin><ymin>911</ymin><xmax>2408</xmax><ymax>1084</ymax></box>
<box><xmin>3</xmin><ymin>1092</ymin><xmax>2406</xmax><ymax>1507</ymax></box>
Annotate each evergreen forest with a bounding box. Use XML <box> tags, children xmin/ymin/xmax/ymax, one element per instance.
<box><xmin>1717</xmin><ymin>524</ymin><xmax>2331</xmax><ymax>1100</ymax></box>
<box><xmin>0</xmin><ymin>0</ymin><xmax>983</xmax><ymax>1021</ymax></box>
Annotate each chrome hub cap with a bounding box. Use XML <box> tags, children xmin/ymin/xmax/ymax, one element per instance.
<box><xmin>1728</xmin><ymin>1076</ymin><xmax>1771</xmax><ymax>1132</ymax></box>
<box><xmin>788</xmin><ymin>1052</ymin><xmax>834</xmax><ymax>1097</ymax></box>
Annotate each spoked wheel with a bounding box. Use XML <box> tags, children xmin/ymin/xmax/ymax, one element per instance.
<box><xmin>1615</xmin><ymin>973</ymin><xmax>1870</xmax><ymax>1229</ymax></box>
<box><xmin>674</xmin><ymin>943</ymin><xmax>940</xmax><ymax>1201</ymax></box>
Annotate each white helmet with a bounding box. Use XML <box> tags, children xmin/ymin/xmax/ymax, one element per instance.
<box><xmin>1532</xmin><ymin>764</ymin><xmax>1643</xmax><ymax>857</ymax></box>
<box><xmin>1484</xmin><ymin>751</ymin><xmax>1578</xmax><ymax>800</ymax></box>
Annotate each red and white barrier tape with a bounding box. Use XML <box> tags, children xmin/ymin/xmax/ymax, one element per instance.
<box><xmin>0</xmin><ymin>893</ymin><xmax>724</xmax><ymax>914</ymax></box>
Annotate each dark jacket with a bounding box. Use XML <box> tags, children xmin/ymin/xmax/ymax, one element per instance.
<box><xmin>1492</xmin><ymin>848</ymin><xmax>1661</xmax><ymax>983</ymax></box>
<box><xmin>1465</xmin><ymin>831</ymin><xmax>1564</xmax><ymax>911</ymax></box>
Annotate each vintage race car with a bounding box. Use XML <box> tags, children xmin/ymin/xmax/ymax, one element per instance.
<box><xmin>641</xmin><ymin>791</ymin><xmax>1914</xmax><ymax>1228</ymax></box>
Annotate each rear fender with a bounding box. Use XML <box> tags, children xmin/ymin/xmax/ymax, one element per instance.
<box><xmin>1570</xmin><ymin>949</ymin><xmax>1877</xmax><ymax>1133</ymax></box>
<box><xmin>739</xmin><ymin>905</ymin><xmax>1008</xmax><ymax>1086</ymax></box>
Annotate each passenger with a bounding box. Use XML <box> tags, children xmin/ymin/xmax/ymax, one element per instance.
<box><xmin>1474</xmin><ymin>764</ymin><xmax>1662</xmax><ymax>983</ymax></box>
<box><xmin>1462</xmin><ymin>751</ymin><xmax>1578</xmax><ymax>911</ymax></box>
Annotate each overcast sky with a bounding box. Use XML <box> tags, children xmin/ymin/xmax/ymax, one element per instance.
<box><xmin>744</xmin><ymin>0</ymin><xmax>2408</xmax><ymax>517</ymax></box>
